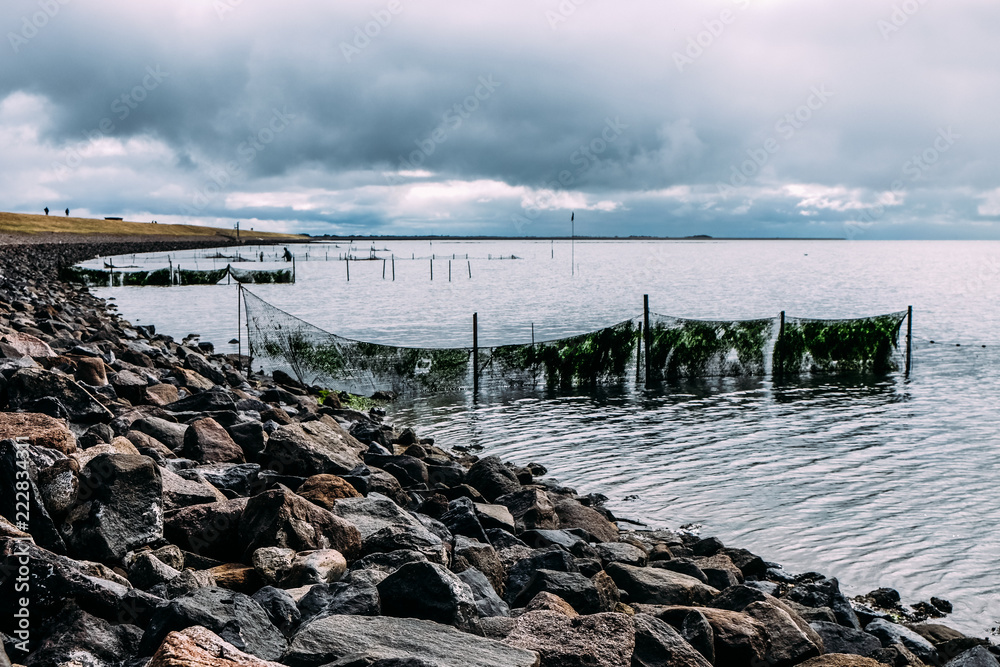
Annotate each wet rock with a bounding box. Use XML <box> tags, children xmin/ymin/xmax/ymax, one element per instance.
<box><xmin>239</xmin><ymin>489</ymin><xmax>362</xmax><ymax>561</ymax></box>
<box><xmin>554</xmin><ymin>499</ymin><xmax>619</xmax><ymax>543</ymax></box>
<box><xmin>23</xmin><ymin>604</ymin><xmax>142</xmax><ymax>667</ymax></box>
<box><xmin>607</xmin><ymin>563</ymin><xmax>719</xmax><ymax>606</ymax></box>
<box><xmin>0</xmin><ymin>412</ymin><xmax>76</xmax><ymax>454</ymax></box>
<box><xmin>810</xmin><ymin>621</ymin><xmax>882</xmax><ymax>657</ymax></box>
<box><xmin>632</xmin><ymin>612</ymin><xmax>712</xmax><ymax>667</ymax></box>
<box><xmin>459</xmin><ymin>567</ymin><xmax>510</xmax><ymax>617</ymax></box>
<box><xmin>865</xmin><ymin>618</ymin><xmax>938</xmax><ymax>664</ymax></box>
<box><xmin>147</xmin><ymin>625</ymin><xmax>286</xmax><ymax>667</ymax></box>
<box><xmin>65</xmin><ymin>453</ymin><xmax>163</xmax><ymax>562</ymax></box>
<box><xmin>164</xmin><ymin>389</ymin><xmax>238</xmax><ymax>414</ymax></box>
<box><xmin>140</xmin><ymin>587</ymin><xmax>287</xmax><ymax>660</ymax></box>
<box><xmin>283</xmin><ymin>549</ymin><xmax>347</xmax><ymax>586</ymax></box>
<box><xmin>466</xmin><ymin>456</ymin><xmax>521</xmax><ymax>501</ymax></box>
<box><xmin>504</xmin><ymin>610</ymin><xmax>634</xmax><ymax>667</ymax></box>
<box><xmin>681</xmin><ymin>609</ymin><xmax>715</xmax><ymax>664</ymax></box>
<box><xmin>164</xmin><ymin>497</ymin><xmax>249</xmax><ymax>562</ymax></box>
<box><xmin>441</xmin><ymin>496</ymin><xmax>489</xmax><ymax>543</ymax></box>
<box><xmin>183</xmin><ymin>417</ymin><xmax>246</xmax><ymax>463</ymax></box>
<box><xmin>718</xmin><ymin>547</ymin><xmax>768</xmax><ymax>579</ymax></box>
<box><xmin>261</xmin><ymin>418</ymin><xmax>366</xmax><ymax>477</ymax></box>
<box><xmin>191</xmin><ymin>462</ymin><xmax>261</xmax><ymax>497</ymax></box>
<box><xmin>453</xmin><ymin>535</ymin><xmax>505</xmax><ymax>596</ymax></box>
<box><xmin>296</xmin><ymin>473</ymin><xmax>362</xmax><ymax>510</ymax></box>
<box><xmin>298</xmin><ymin>578</ymin><xmax>382</xmax><ymax>623</ymax></box>
<box><xmin>284</xmin><ymin>615</ymin><xmax>539</xmax><ymax>667</ymax></box>
<box><xmin>496</xmin><ymin>488</ymin><xmax>558</xmax><ymax>531</ymax></box>
<box><xmin>132</xmin><ymin>416</ymin><xmax>189</xmax><ymax>451</ymax></box>
<box><xmin>7</xmin><ymin>367</ymin><xmax>112</xmax><ymax>422</ymax></box>
<box><xmin>329</xmin><ymin>493</ymin><xmax>445</xmax><ymax>563</ymax></box>
<box><xmin>783</xmin><ymin>576</ymin><xmax>861</xmax><ymax>630</ymax></box>
<box><xmin>377</xmin><ymin>561</ymin><xmax>482</xmax><ymax>634</ymax></box>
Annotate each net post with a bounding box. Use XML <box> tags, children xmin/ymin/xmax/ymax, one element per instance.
<box><xmin>346</xmin><ymin>255</ymin><xmax>350</xmax><ymax>282</ymax></box>
<box><xmin>383</xmin><ymin>259</ymin><xmax>386</xmax><ymax>279</ymax></box>
<box><xmin>905</xmin><ymin>305</ymin><xmax>912</xmax><ymax>376</ymax></box>
<box><xmin>430</xmin><ymin>258</ymin><xmax>433</xmax><ymax>281</ymax></box>
<box><xmin>776</xmin><ymin>310</ymin><xmax>786</xmax><ymax>378</ymax></box>
<box><xmin>449</xmin><ymin>260</ymin><xmax>452</xmax><ymax>282</ymax></box>
<box><xmin>468</xmin><ymin>260</ymin><xmax>472</xmax><ymax>278</ymax></box>
<box><xmin>292</xmin><ymin>256</ymin><xmax>296</xmax><ymax>283</ymax></box>
<box><xmin>473</xmin><ymin>312</ymin><xmax>479</xmax><ymax>395</ymax></box>
<box><xmin>237</xmin><ymin>283</ymin><xmax>242</xmax><ymax>363</ymax></box>
<box><xmin>643</xmin><ymin>294</ymin><xmax>650</xmax><ymax>388</ymax></box>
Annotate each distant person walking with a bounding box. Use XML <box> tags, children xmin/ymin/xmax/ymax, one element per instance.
<box><xmin>283</xmin><ymin>247</ymin><xmax>293</xmax><ymax>262</ymax></box>
<box><xmin>259</xmin><ymin>251</ymin><xmax>264</xmax><ymax>262</ymax></box>
<box><xmin>44</xmin><ymin>207</ymin><xmax>49</xmax><ymax>215</ymax></box>
<box><xmin>65</xmin><ymin>208</ymin><xmax>69</xmax><ymax>217</ymax></box>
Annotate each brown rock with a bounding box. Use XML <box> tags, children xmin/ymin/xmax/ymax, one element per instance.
<box><xmin>146</xmin><ymin>383</ymin><xmax>180</xmax><ymax>407</ymax></box>
<box><xmin>504</xmin><ymin>610</ymin><xmax>635</xmax><ymax>667</ymax></box>
<box><xmin>184</xmin><ymin>418</ymin><xmax>245</xmax><ymax>464</ymax></box>
<box><xmin>73</xmin><ymin>436</ymin><xmax>141</xmax><ymax>466</ymax></box>
<box><xmin>110</xmin><ymin>369</ymin><xmax>148</xmax><ymax>404</ymax></box>
<box><xmin>0</xmin><ymin>412</ymin><xmax>76</xmax><ymax>454</ymax></box>
<box><xmin>239</xmin><ymin>489</ymin><xmax>362</xmax><ymax>561</ymax></box>
<box><xmin>796</xmin><ymin>656</ymin><xmax>883</xmax><ymax>667</ymax></box>
<box><xmin>210</xmin><ymin>563</ymin><xmax>264</xmax><ymax>594</ymax></box>
<box><xmin>1</xmin><ymin>331</ymin><xmax>56</xmax><ymax>358</ymax></box>
<box><xmin>126</xmin><ymin>430</ymin><xmax>177</xmax><ymax>460</ymax></box>
<box><xmin>554</xmin><ymin>500</ymin><xmax>619</xmax><ymax>542</ymax></box>
<box><xmin>526</xmin><ymin>591</ymin><xmax>579</xmax><ymax>617</ymax></box>
<box><xmin>174</xmin><ymin>368</ymin><xmax>215</xmax><ymax>391</ymax></box>
<box><xmin>75</xmin><ymin>357</ymin><xmax>108</xmax><ymax>386</ymax></box>
<box><xmin>297</xmin><ymin>474</ymin><xmax>362</xmax><ymax>510</ymax></box>
<box><xmin>164</xmin><ymin>497</ymin><xmax>250</xmax><ymax>562</ymax></box>
<box><xmin>148</xmin><ymin>626</ymin><xmax>284</xmax><ymax>667</ymax></box>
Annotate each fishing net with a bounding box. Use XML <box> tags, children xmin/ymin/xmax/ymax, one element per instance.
<box><xmin>645</xmin><ymin>315</ymin><xmax>777</xmax><ymax>381</ymax></box>
<box><xmin>61</xmin><ymin>265</ymin><xmax>291</xmax><ymax>286</ymax></box>
<box><xmin>775</xmin><ymin>312</ymin><xmax>908</xmax><ymax>375</ymax></box>
<box><xmin>243</xmin><ymin>289</ymin><xmax>909</xmax><ymax>395</ymax></box>
<box><xmin>243</xmin><ymin>289</ymin><xmax>640</xmax><ymax>393</ymax></box>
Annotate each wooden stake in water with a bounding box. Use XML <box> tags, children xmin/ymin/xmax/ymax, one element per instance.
<box><xmin>776</xmin><ymin>310</ymin><xmax>786</xmax><ymax>377</ymax></box>
<box><xmin>448</xmin><ymin>260</ymin><xmax>452</xmax><ymax>282</ymax></box>
<box><xmin>237</xmin><ymin>283</ymin><xmax>242</xmax><ymax>362</ymax></box>
<box><xmin>906</xmin><ymin>305</ymin><xmax>913</xmax><ymax>375</ymax></box>
<box><xmin>571</xmin><ymin>211</ymin><xmax>575</xmax><ymax>276</ymax></box>
<box><xmin>392</xmin><ymin>255</ymin><xmax>395</xmax><ymax>281</ymax></box>
<box><xmin>346</xmin><ymin>256</ymin><xmax>350</xmax><ymax>282</ymax></box>
<box><xmin>643</xmin><ymin>294</ymin><xmax>650</xmax><ymax>386</ymax></box>
<box><xmin>467</xmin><ymin>260</ymin><xmax>472</xmax><ymax>278</ymax></box>
<box><xmin>430</xmin><ymin>258</ymin><xmax>433</xmax><ymax>281</ymax></box>
<box><xmin>473</xmin><ymin>312</ymin><xmax>479</xmax><ymax>394</ymax></box>
<box><xmin>383</xmin><ymin>259</ymin><xmax>386</xmax><ymax>279</ymax></box>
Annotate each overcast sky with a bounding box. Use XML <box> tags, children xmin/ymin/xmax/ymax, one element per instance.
<box><xmin>1</xmin><ymin>0</ymin><xmax>997</xmax><ymax>238</ymax></box>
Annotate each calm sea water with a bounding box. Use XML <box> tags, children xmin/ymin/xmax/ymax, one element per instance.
<box><xmin>97</xmin><ymin>239</ymin><xmax>1000</xmax><ymax>635</ymax></box>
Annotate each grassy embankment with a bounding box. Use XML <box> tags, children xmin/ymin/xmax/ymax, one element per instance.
<box><xmin>0</xmin><ymin>211</ymin><xmax>307</xmax><ymax>242</ymax></box>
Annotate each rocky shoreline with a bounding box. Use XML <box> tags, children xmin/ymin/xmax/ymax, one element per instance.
<box><xmin>0</xmin><ymin>239</ymin><xmax>996</xmax><ymax>667</ymax></box>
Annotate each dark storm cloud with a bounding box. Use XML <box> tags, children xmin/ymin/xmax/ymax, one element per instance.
<box><xmin>1</xmin><ymin>0</ymin><xmax>998</xmax><ymax>236</ymax></box>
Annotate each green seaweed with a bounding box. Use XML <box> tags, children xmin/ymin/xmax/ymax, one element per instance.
<box><xmin>775</xmin><ymin>315</ymin><xmax>904</xmax><ymax>375</ymax></box>
<box><xmin>647</xmin><ymin>319</ymin><xmax>772</xmax><ymax>380</ymax></box>
<box><xmin>176</xmin><ymin>268</ymin><xmax>229</xmax><ymax>285</ymax></box>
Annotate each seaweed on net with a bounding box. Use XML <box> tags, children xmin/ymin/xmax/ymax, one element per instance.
<box><xmin>646</xmin><ymin>315</ymin><xmax>776</xmax><ymax>380</ymax></box>
<box><xmin>175</xmin><ymin>268</ymin><xmax>230</xmax><ymax>285</ymax></box>
<box><xmin>228</xmin><ymin>266</ymin><xmax>294</xmax><ymax>284</ymax></box>
<box><xmin>775</xmin><ymin>312</ymin><xmax>907</xmax><ymax>375</ymax></box>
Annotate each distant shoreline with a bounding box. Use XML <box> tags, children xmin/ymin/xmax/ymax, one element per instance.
<box><xmin>310</xmin><ymin>235</ymin><xmax>846</xmax><ymax>242</ymax></box>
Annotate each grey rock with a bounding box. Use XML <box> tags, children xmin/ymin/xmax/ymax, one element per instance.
<box><xmin>504</xmin><ymin>546</ymin><xmax>579</xmax><ymax>605</ymax></box>
<box><xmin>512</xmin><ymin>569</ymin><xmax>603</xmax><ymax>614</ymax></box>
<box><xmin>252</xmin><ymin>585</ymin><xmax>301</xmax><ymax>637</ymax></box>
<box><xmin>595</xmin><ymin>541</ymin><xmax>647</xmax><ymax>567</ymax></box>
<box><xmin>681</xmin><ymin>610</ymin><xmax>715</xmax><ymax>664</ymax></box>
<box><xmin>946</xmin><ymin>646</ymin><xmax>1000</xmax><ymax>667</ymax></box>
<box><xmin>866</xmin><ymin>618</ymin><xmax>938</xmax><ymax>664</ymax></box>
<box><xmin>7</xmin><ymin>367</ymin><xmax>112</xmax><ymax>422</ymax></box>
<box><xmin>163</xmin><ymin>496</ymin><xmax>248</xmax><ymax>562</ymax></box>
<box><xmin>284</xmin><ymin>615</ymin><xmax>539</xmax><ymax>667</ymax></box>
<box><xmin>261</xmin><ymin>418</ymin><xmax>366</xmax><ymax>477</ymax></box>
<box><xmin>298</xmin><ymin>579</ymin><xmax>381</xmax><ymax>623</ymax></box>
<box><xmin>633</xmin><ymin>613</ymin><xmax>712</xmax><ymax>667</ymax></box>
<box><xmin>458</xmin><ymin>567</ymin><xmax>510</xmax><ymax>618</ymax></box>
<box><xmin>465</xmin><ymin>456</ymin><xmax>521</xmax><ymax>502</ymax></box>
<box><xmin>22</xmin><ymin>604</ymin><xmax>142</xmax><ymax>667</ymax></box>
<box><xmin>606</xmin><ymin>562</ymin><xmax>719</xmax><ymax>606</ymax></box>
<box><xmin>810</xmin><ymin>621</ymin><xmax>882</xmax><ymax>657</ymax></box>
<box><xmin>377</xmin><ymin>561</ymin><xmax>482</xmax><ymax>634</ymax></box>
<box><xmin>131</xmin><ymin>416</ymin><xmax>188</xmax><ymax>451</ymax></box>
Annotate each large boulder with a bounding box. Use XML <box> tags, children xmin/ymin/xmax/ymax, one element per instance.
<box><xmin>811</xmin><ymin>621</ymin><xmax>882</xmax><ymax>658</ymax></box>
<box><xmin>329</xmin><ymin>493</ymin><xmax>445</xmax><ymax>563</ymax></box>
<box><xmin>458</xmin><ymin>567</ymin><xmax>510</xmax><ymax>618</ymax></box>
<box><xmin>283</xmin><ymin>615</ymin><xmax>540</xmax><ymax>667</ymax></box>
<box><xmin>147</xmin><ymin>626</ymin><xmax>286</xmax><ymax>667</ymax></box>
<box><xmin>296</xmin><ymin>473</ymin><xmax>361</xmax><ymax>510</ymax></box>
<box><xmin>496</xmin><ymin>489</ymin><xmax>558</xmax><ymax>531</ymax></box>
<box><xmin>131</xmin><ymin>416</ymin><xmax>188</xmax><ymax>451</ymax></box>
<box><xmin>0</xmin><ymin>412</ymin><xmax>76</xmax><ymax>454</ymax></box>
<box><xmin>297</xmin><ymin>578</ymin><xmax>381</xmax><ymax>623</ymax></box>
<box><xmin>865</xmin><ymin>618</ymin><xmax>938</xmax><ymax>664</ymax></box>
<box><xmin>503</xmin><ymin>610</ymin><xmax>634</xmax><ymax>667</ymax></box>
<box><xmin>183</xmin><ymin>417</ymin><xmax>246</xmax><ymax>464</ymax></box>
<box><xmin>260</xmin><ymin>417</ymin><xmax>366</xmax><ymax>477</ymax></box>
<box><xmin>512</xmin><ymin>569</ymin><xmax>606</xmax><ymax>614</ymax></box>
<box><xmin>239</xmin><ymin>489</ymin><xmax>361</xmax><ymax>561</ymax></box>
<box><xmin>140</xmin><ymin>587</ymin><xmax>287</xmax><ymax>660</ymax></box>
<box><xmin>553</xmin><ymin>499</ymin><xmax>618</xmax><ymax>542</ymax></box>
<box><xmin>0</xmin><ymin>439</ymin><xmax>66</xmax><ymax>552</ymax></box>
<box><xmin>64</xmin><ymin>453</ymin><xmax>163</xmax><ymax>561</ymax></box>
<box><xmin>377</xmin><ymin>561</ymin><xmax>482</xmax><ymax>634</ymax></box>
<box><xmin>161</xmin><ymin>466</ymin><xmax>227</xmax><ymax>511</ymax></box>
<box><xmin>164</xmin><ymin>497</ymin><xmax>249</xmax><ymax>562</ymax></box>
<box><xmin>21</xmin><ymin>604</ymin><xmax>142</xmax><ymax>667</ymax></box>
<box><xmin>7</xmin><ymin>367</ymin><xmax>112</xmax><ymax>422</ymax></box>
<box><xmin>464</xmin><ymin>456</ymin><xmax>521</xmax><ymax>501</ymax></box>
<box><xmin>944</xmin><ymin>646</ymin><xmax>1000</xmax><ymax>667</ymax></box>
<box><xmin>632</xmin><ymin>613</ymin><xmax>713</xmax><ymax>667</ymax></box>
<box><xmin>782</xmin><ymin>576</ymin><xmax>861</xmax><ymax>629</ymax></box>
<box><xmin>504</xmin><ymin>547</ymin><xmax>579</xmax><ymax>605</ymax></box>
<box><xmin>606</xmin><ymin>563</ymin><xmax>719</xmax><ymax>606</ymax></box>
<box><xmin>744</xmin><ymin>600</ymin><xmax>822</xmax><ymax>666</ymax></box>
